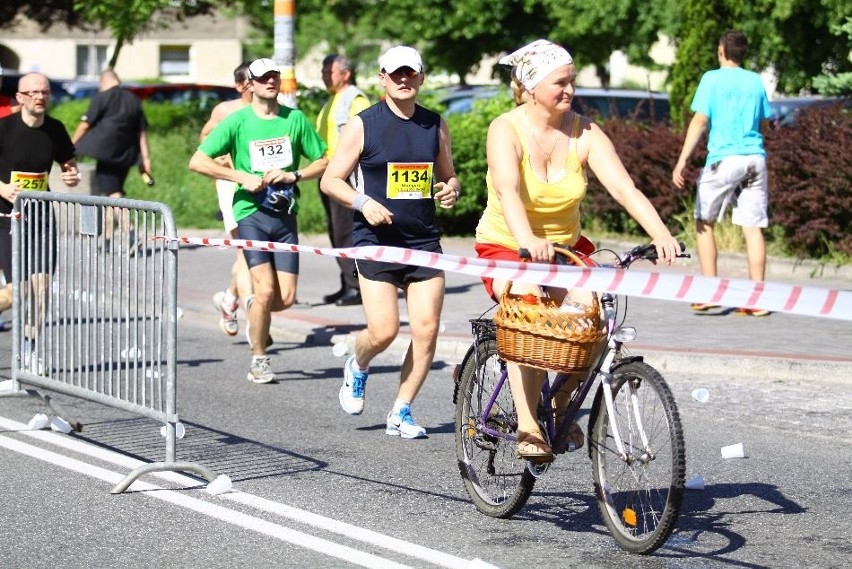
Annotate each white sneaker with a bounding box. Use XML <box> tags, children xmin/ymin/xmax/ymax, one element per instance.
<box><xmin>339</xmin><ymin>355</ymin><xmax>368</xmax><ymax>415</ymax></box>
<box><xmin>246</xmin><ymin>356</ymin><xmax>275</xmax><ymax>384</ymax></box>
<box><xmin>213</xmin><ymin>291</ymin><xmax>239</xmax><ymax>336</ymax></box>
<box><xmin>386</xmin><ymin>404</ymin><xmax>426</xmax><ymax>439</ymax></box>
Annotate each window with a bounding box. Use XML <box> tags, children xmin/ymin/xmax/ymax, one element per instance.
<box><xmin>160</xmin><ymin>46</ymin><xmax>190</xmax><ymax>77</ymax></box>
<box><xmin>76</xmin><ymin>44</ymin><xmax>108</xmax><ymax>78</ymax></box>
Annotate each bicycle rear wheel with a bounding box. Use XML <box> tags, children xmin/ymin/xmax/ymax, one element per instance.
<box><xmin>455</xmin><ymin>337</ymin><xmax>535</xmax><ymax>518</ymax></box>
<box><xmin>589</xmin><ymin>361</ymin><xmax>685</xmax><ymax>554</ymax></box>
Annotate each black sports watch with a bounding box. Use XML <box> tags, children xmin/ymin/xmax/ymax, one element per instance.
<box><xmin>293</xmin><ymin>170</ymin><xmax>302</xmax><ymax>182</ymax></box>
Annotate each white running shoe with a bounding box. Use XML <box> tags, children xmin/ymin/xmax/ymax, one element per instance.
<box><xmin>339</xmin><ymin>355</ymin><xmax>368</xmax><ymax>415</ymax></box>
<box><xmin>213</xmin><ymin>291</ymin><xmax>239</xmax><ymax>336</ymax></box>
<box><xmin>386</xmin><ymin>404</ymin><xmax>426</xmax><ymax>439</ymax></box>
<box><xmin>246</xmin><ymin>356</ymin><xmax>275</xmax><ymax>384</ymax></box>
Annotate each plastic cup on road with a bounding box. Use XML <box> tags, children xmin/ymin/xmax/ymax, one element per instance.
<box><xmin>28</xmin><ymin>413</ymin><xmax>50</xmax><ymax>430</ymax></box>
<box><xmin>685</xmin><ymin>474</ymin><xmax>705</xmax><ymax>490</ymax></box>
<box><xmin>691</xmin><ymin>388</ymin><xmax>710</xmax><ymax>403</ymax></box>
<box><xmin>206</xmin><ymin>474</ymin><xmax>233</xmax><ymax>495</ymax></box>
<box><xmin>50</xmin><ymin>416</ymin><xmax>73</xmax><ymax>434</ymax></box>
<box><xmin>332</xmin><ymin>342</ymin><xmax>348</xmax><ymax>357</ymax></box>
<box><xmin>720</xmin><ymin>442</ymin><xmax>745</xmax><ymax>459</ymax></box>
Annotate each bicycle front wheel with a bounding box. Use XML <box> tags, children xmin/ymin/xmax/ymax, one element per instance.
<box><xmin>589</xmin><ymin>361</ymin><xmax>685</xmax><ymax>554</ymax></box>
<box><xmin>455</xmin><ymin>337</ymin><xmax>535</xmax><ymax>518</ymax></box>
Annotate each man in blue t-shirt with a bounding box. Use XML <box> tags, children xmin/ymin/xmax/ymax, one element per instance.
<box><xmin>673</xmin><ymin>31</ymin><xmax>772</xmax><ymax>317</ymax></box>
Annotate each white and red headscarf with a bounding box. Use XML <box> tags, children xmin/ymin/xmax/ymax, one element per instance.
<box><xmin>499</xmin><ymin>39</ymin><xmax>574</xmax><ymax>91</ymax></box>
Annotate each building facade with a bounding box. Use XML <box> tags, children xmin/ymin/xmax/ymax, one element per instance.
<box><xmin>0</xmin><ymin>11</ymin><xmax>250</xmax><ymax>85</ymax></box>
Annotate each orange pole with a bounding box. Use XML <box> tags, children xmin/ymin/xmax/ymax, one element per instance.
<box><xmin>273</xmin><ymin>0</ymin><xmax>297</xmax><ymax>107</ymax></box>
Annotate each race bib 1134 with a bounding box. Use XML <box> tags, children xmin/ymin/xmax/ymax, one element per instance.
<box><xmin>386</xmin><ymin>162</ymin><xmax>433</xmax><ymax>199</ymax></box>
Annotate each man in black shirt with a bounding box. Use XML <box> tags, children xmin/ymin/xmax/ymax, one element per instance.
<box><xmin>72</xmin><ymin>69</ymin><xmax>151</xmax><ymax>248</ymax></box>
<box><xmin>0</xmin><ymin>72</ymin><xmax>79</xmax><ymax>357</ymax></box>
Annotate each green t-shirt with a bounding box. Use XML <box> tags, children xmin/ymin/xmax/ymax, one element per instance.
<box><xmin>198</xmin><ymin>105</ymin><xmax>327</xmax><ymax>222</ymax></box>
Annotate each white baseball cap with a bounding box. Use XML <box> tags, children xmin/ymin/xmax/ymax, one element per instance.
<box><xmin>379</xmin><ymin>46</ymin><xmax>423</xmax><ymax>74</ymax></box>
<box><xmin>248</xmin><ymin>58</ymin><xmax>281</xmax><ymax>79</ymax></box>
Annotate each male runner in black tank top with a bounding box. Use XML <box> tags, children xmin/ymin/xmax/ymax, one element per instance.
<box><xmin>321</xmin><ymin>46</ymin><xmax>461</xmax><ymax>439</ymax></box>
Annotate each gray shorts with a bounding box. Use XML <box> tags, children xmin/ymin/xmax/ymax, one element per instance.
<box><xmin>694</xmin><ymin>155</ymin><xmax>768</xmax><ymax>227</ymax></box>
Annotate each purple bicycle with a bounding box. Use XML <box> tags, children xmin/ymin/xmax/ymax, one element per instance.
<box><xmin>453</xmin><ymin>243</ymin><xmax>688</xmax><ymax>554</ymax></box>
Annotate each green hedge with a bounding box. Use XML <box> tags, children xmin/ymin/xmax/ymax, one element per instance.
<box><xmin>51</xmin><ymin>91</ymin><xmax>851</xmax><ymax>261</ymax></box>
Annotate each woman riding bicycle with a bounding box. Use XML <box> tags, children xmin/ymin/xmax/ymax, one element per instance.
<box><xmin>474</xmin><ymin>39</ymin><xmax>681</xmax><ymax>464</ymax></box>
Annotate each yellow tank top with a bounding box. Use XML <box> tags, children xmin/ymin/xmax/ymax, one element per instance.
<box><xmin>476</xmin><ymin>113</ymin><xmax>586</xmax><ymax>249</ymax></box>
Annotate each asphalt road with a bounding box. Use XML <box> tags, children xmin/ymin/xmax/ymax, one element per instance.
<box><xmin>1</xmin><ymin>305</ymin><xmax>851</xmax><ymax>568</ymax></box>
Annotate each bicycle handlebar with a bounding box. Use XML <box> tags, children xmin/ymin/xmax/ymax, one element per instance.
<box><xmin>620</xmin><ymin>242</ymin><xmax>688</xmax><ymax>267</ymax></box>
<box><xmin>518</xmin><ymin>242</ymin><xmax>689</xmax><ymax>269</ymax></box>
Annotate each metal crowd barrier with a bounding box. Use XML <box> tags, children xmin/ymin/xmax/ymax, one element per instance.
<box><xmin>6</xmin><ymin>191</ymin><xmax>215</xmax><ymax>493</ymax></box>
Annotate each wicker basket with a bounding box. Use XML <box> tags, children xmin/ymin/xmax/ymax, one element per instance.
<box><xmin>494</xmin><ymin>248</ymin><xmax>607</xmax><ymax>373</ymax></box>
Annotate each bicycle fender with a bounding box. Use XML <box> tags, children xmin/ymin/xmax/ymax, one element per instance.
<box><xmin>611</xmin><ymin>355</ymin><xmax>644</xmax><ymax>370</ymax></box>
<box><xmin>452</xmin><ymin>342</ymin><xmax>479</xmax><ymax>405</ymax></box>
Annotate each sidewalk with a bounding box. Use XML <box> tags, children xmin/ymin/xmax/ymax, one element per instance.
<box><xmin>176</xmin><ymin>231</ymin><xmax>852</xmax><ymax>381</ymax></box>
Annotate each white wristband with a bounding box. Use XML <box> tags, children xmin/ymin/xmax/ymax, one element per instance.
<box><xmin>352</xmin><ymin>194</ymin><xmax>372</xmax><ymax>212</ymax></box>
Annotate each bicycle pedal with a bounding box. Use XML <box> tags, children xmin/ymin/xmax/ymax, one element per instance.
<box><xmin>527</xmin><ymin>461</ymin><xmax>550</xmax><ymax>478</ymax></box>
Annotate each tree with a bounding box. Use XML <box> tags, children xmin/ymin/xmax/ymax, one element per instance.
<box><xmin>668</xmin><ymin>0</ymin><xmax>732</xmax><ymax>127</ymax></box>
<box><xmin>812</xmin><ymin>18</ymin><xmax>852</xmax><ymax>95</ymax></box>
<box><xmin>0</xmin><ymin>0</ymin><xmax>83</xmax><ymax>31</ymax></box>
<box><xmin>545</xmin><ymin>0</ymin><xmax>672</xmax><ymax>88</ymax></box>
<box><xmin>71</xmin><ymin>0</ymin><xmax>217</xmax><ymax>69</ymax></box>
<box><xmin>739</xmin><ymin>0</ymin><xmax>852</xmax><ymax>95</ymax></box>
<box><xmin>368</xmin><ymin>0</ymin><xmax>550</xmax><ymax>83</ymax></box>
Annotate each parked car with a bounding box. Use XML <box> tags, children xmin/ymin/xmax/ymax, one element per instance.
<box><xmin>434</xmin><ymin>84</ymin><xmax>670</xmax><ymax>122</ymax></box>
<box><xmin>769</xmin><ymin>95</ymin><xmax>849</xmax><ymax>127</ymax></box>
<box><xmin>127</xmin><ymin>83</ymin><xmax>237</xmax><ymax>106</ymax></box>
<box><xmin>0</xmin><ymin>69</ymin><xmax>74</xmax><ymax>104</ymax></box>
<box><xmin>60</xmin><ymin>81</ymin><xmax>237</xmax><ymax>110</ymax></box>
<box><xmin>572</xmin><ymin>88</ymin><xmax>670</xmax><ymax>122</ymax></box>
<box><xmin>434</xmin><ymin>84</ymin><xmax>503</xmax><ymax>114</ymax></box>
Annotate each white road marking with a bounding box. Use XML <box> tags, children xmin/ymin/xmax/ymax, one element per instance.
<box><xmin>0</xmin><ymin>415</ymin><xmax>480</xmax><ymax>569</ymax></box>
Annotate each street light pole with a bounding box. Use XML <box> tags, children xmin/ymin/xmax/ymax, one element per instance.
<box><xmin>273</xmin><ymin>0</ymin><xmax>297</xmax><ymax>107</ymax></box>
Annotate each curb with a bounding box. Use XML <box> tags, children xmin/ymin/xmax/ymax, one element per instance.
<box><xmin>183</xmin><ymin>305</ymin><xmax>852</xmax><ymax>383</ymax></box>
<box><xmin>323</xmin><ymin>330</ymin><xmax>852</xmax><ymax>384</ymax></box>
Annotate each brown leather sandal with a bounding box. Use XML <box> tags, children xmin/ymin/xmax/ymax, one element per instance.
<box><xmin>516</xmin><ymin>431</ymin><xmax>554</xmax><ymax>464</ymax></box>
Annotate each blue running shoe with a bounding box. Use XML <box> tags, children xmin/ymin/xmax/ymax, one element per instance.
<box><xmin>386</xmin><ymin>403</ymin><xmax>426</xmax><ymax>439</ymax></box>
<box><xmin>339</xmin><ymin>355</ymin><xmax>368</xmax><ymax>415</ymax></box>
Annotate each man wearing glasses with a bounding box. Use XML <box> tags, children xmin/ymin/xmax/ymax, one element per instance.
<box><xmin>190</xmin><ymin>58</ymin><xmax>328</xmax><ymax>384</ymax></box>
<box><xmin>321</xmin><ymin>46</ymin><xmax>461</xmax><ymax>439</ymax></box>
<box><xmin>0</xmin><ymin>73</ymin><xmax>80</xmax><ymax>363</ymax></box>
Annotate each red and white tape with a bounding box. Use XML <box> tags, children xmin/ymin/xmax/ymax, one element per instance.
<box><xmin>174</xmin><ymin>236</ymin><xmax>852</xmax><ymax>322</ymax></box>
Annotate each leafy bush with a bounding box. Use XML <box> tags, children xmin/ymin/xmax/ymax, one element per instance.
<box><xmin>583</xmin><ymin>119</ymin><xmax>691</xmax><ymax>237</ymax></box>
<box><xmin>764</xmin><ymin>103</ymin><xmax>852</xmax><ymax>257</ymax></box>
<box><xmin>437</xmin><ymin>91</ymin><xmax>513</xmax><ymax>234</ymax></box>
